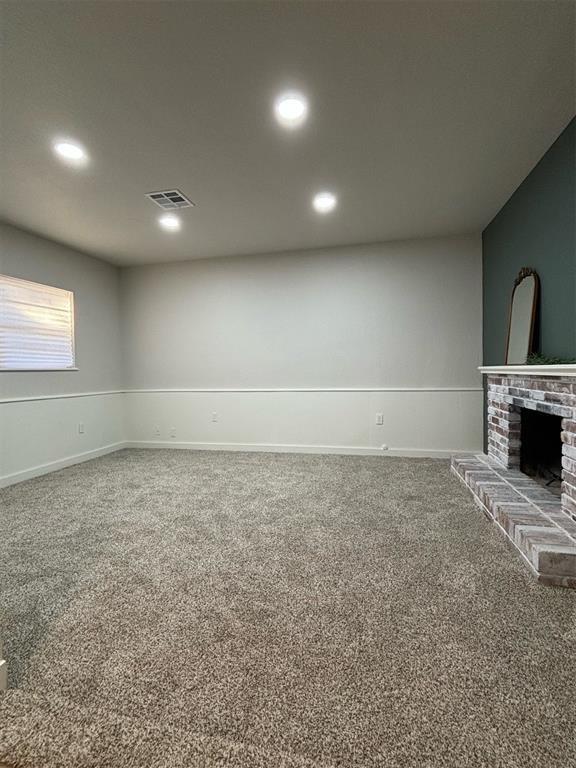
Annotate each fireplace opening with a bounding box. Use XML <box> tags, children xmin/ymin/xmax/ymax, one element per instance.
<box><xmin>520</xmin><ymin>409</ymin><xmax>562</xmax><ymax>496</ymax></box>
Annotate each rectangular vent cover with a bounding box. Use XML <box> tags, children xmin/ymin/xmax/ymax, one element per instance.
<box><xmin>145</xmin><ymin>190</ymin><xmax>195</xmax><ymax>210</ymax></box>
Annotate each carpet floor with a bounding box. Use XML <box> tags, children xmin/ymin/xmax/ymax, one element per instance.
<box><xmin>1</xmin><ymin>449</ymin><xmax>575</xmax><ymax>768</ymax></box>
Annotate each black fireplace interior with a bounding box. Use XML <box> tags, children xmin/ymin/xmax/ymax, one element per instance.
<box><xmin>520</xmin><ymin>409</ymin><xmax>562</xmax><ymax>495</ymax></box>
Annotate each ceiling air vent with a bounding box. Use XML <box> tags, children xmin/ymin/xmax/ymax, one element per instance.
<box><xmin>145</xmin><ymin>190</ymin><xmax>195</xmax><ymax>210</ymax></box>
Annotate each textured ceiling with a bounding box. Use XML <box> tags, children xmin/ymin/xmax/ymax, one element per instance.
<box><xmin>0</xmin><ymin>0</ymin><xmax>574</xmax><ymax>264</ymax></box>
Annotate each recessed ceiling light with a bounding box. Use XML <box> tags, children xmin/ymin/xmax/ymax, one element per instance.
<box><xmin>274</xmin><ymin>91</ymin><xmax>308</xmax><ymax>129</ymax></box>
<box><xmin>312</xmin><ymin>191</ymin><xmax>338</xmax><ymax>214</ymax></box>
<box><xmin>52</xmin><ymin>139</ymin><xmax>89</xmax><ymax>167</ymax></box>
<box><xmin>158</xmin><ymin>213</ymin><xmax>181</xmax><ymax>232</ymax></box>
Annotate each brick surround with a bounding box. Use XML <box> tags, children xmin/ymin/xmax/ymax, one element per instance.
<box><xmin>451</xmin><ymin>368</ymin><xmax>576</xmax><ymax>587</ymax></box>
<box><xmin>486</xmin><ymin>374</ymin><xmax>576</xmax><ymax>523</ymax></box>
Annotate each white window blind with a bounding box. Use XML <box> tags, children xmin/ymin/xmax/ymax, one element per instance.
<box><xmin>0</xmin><ymin>275</ymin><xmax>76</xmax><ymax>370</ymax></box>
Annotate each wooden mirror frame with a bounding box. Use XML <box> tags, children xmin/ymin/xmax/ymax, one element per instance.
<box><xmin>505</xmin><ymin>267</ymin><xmax>540</xmax><ymax>365</ymax></box>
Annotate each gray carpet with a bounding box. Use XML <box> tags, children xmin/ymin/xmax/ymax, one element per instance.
<box><xmin>1</xmin><ymin>449</ymin><xmax>575</xmax><ymax>768</ymax></box>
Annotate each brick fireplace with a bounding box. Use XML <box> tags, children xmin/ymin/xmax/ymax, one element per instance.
<box><xmin>452</xmin><ymin>365</ymin><xmax>576</xmax><ymax>588</ymax></box>
<box><xmin>486</xmin><ymin>371</ymin><xmax>576</xmax><ymax>520</ymax></box>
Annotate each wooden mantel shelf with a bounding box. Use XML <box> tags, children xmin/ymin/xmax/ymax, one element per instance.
<box><xmin>479</xmin><ymin>365</ymin><xmax>576</xmax><ymax>378</ymax></box>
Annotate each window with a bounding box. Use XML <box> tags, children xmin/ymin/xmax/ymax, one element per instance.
<box><xmin>0</xmin><ymin>275</ymin><xmax>76</xmax><ymax>371</ymax></box>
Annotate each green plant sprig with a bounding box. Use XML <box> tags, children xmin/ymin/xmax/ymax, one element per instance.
<box><xmin>527</xmin><ymin>353</ymin><xmax>576</xmax><ymax>365</ymax></box>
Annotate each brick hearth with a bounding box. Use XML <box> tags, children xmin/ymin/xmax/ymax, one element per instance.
<box><xmin>452</xmin><ymin>453</ymin><xmax>576</xmax><ymax>587</ymax></box>
<box><xmin>452</xmin><ymin>366</ymin><xmax>576</xmax><ymax>587</ymax></box>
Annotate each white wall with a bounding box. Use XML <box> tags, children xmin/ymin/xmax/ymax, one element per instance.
<box><xmin>0</xmin><ymin>224</ymin><xmax>124</xmax><ymax>485</ymax></box>
<box><xmin>1</xmin><ymin>230</ymin><xmax>483</xmax><ymax>483</ymax></box>
<box><xmin>0</xmin><ymin>394</ymin><xmax>125</xmax><ymax>484</ymax></box>
<box><xmin>124</xmin><ymin>390</ymin><xmax>482</xmax><ymax>457</ymax></box>
<box><xmin>121</xmin><ymin>236</ymin><xmax>483</xmax><ymax>456</ymax></box>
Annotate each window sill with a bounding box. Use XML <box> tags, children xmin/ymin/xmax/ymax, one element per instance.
<box><xmin>0</xmin><ymin>368</ymin><xmax>79</xmax><ymax>373</ymax></box>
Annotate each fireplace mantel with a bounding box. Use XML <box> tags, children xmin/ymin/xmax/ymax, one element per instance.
<box><xmin>479</xmin><ymin>365</ymin><xmax>576</xmax><ymax>377</ymax></box>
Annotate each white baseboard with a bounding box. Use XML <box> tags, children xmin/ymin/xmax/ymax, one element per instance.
<box><xmin>0</xmin><ymin>442</ymin><xmax>127</xmax><ymax>488</ymax></box>
<box><xmin>125</xmin><ymin>440</ymin><xmax>470</xmax><ymax>459</ymax></box>
<box><xmin>0</xmin><ymin>440</ymin><xmax>477</xmax><ymax>489</ymax></box>
<box><xmin>0</xmin><ymin>658</ymin><xmax>6</xmax><ymax>691</ymax></box>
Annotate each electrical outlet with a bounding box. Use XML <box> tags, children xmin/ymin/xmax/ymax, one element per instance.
<box><xmin>381</xmin><ymin>444</ymin><xmax>389</xmax><ymax>451</ymax></box>
<box><xmin>375</xmin><ymin>413</ymin><xmax>384</xmax><ymax>426</ymax></box>
<box><xmin>153</xmin><ymin>426</ymin><xmax>161</xmax><ymax>437</ymax></box>
<box><xmin>78</xmin><ymin>423</ymin><xmax>85</xmax><ymax>434</ymax></box>
<box><xmin>170</xmin><ymin>427</ymin><xmax>177</xmax><ymax>438</ymax></box>
<box><xmin>211</xmin><ymin>412</ymin><xmax>218</xmax><ymax>423</ymax></box>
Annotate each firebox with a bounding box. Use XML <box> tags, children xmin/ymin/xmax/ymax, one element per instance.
<box><xmin>520</xmin><ymin>408</ymin><xmax>562</xmax><ymax>496</ymax></box>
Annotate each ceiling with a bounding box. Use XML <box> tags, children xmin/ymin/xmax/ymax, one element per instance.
<box><xmin>1</xmin><ymin>1</ymin><xmax>574</xmax><ymax>265</ymax></box>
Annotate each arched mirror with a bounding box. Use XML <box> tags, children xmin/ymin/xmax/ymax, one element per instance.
<box><xmin>505</xmin><ymin>268</ymin><xmax>539</xmax><ymax>364</ymax></box>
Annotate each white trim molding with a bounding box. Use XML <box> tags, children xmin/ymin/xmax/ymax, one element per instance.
<box><xmin>126</xmin><ymin>440</ymin><xmax>468</xmax><ymax>459</ymax></box>
<box><xmin>0</xmin><ymin>389</ymin><xmax>123</xmax><ymax>404</ymax></box>
<box><xmin>124</xmin><ymin>386</ymin><xmax>482</xmax><ymax>393</ymax></box>
<box><xmin>0</xmin><ymin>641</ymin><xmax>7</xmax><ymax>690</ymax></box>
<box><xmin>0</xmin><ymin>385</ymin><xmax>482</xmax><ymax>405</ymax></box>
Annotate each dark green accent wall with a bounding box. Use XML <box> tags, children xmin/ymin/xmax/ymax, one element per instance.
<box><xmin>483</xmin><ymin>118</ymin><xmax>576</xmax><ymax>365</ymax></box>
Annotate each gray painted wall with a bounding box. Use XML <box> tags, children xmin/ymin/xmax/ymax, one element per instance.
<box><xmin>0</xmin><ymin>223</ymin><xmax>123</xmax><ymax>398</ymax></box>
<box><xmin>120</xmin><ymin>236</ymin><xmax>482</xmax><ymax>390</ymax></box>
<box><xmin>483</xmin><ymin>118</ymin><xmax>576</xmax><ymax>364</ymax></box>
<box><xmin>0</xmin><ymin>223</ymin><xmax>125</xmax><ymax>483</ymax></box>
